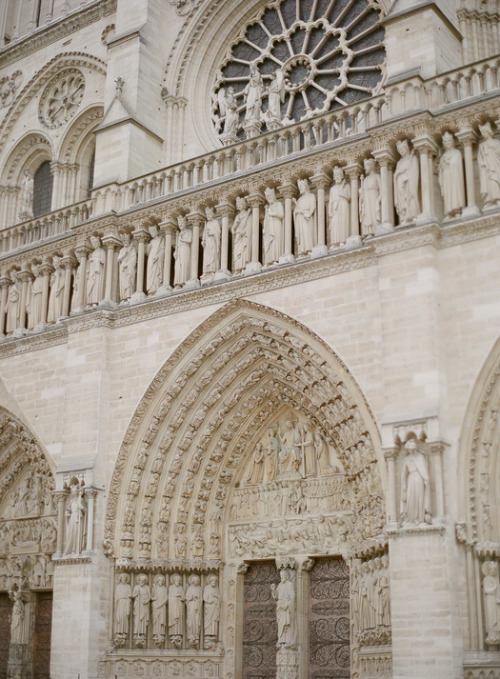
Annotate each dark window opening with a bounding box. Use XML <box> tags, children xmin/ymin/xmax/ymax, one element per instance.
<box><xmin>33</xmin><ymin>161</ymin><xmax>53</xmax><ymax>218</ymax></box>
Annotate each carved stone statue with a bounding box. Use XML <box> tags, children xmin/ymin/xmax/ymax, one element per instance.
<box><xmin>394</xmin><ymin>139</ymin><xmax>420</xmax><ymax>224</ymax></box>
<box><xmin>186</xmin><ymin>574</ymin><xmax>202</xmax><ymax>647</ymax></box>
<box><xmin>294</xmin><ymin>179</ymin><xmax>316</xmax><ymax>255</ymax></box>
<box><xmin>263</xmin><ymin>427</ymin><xmax>278</xmax><ymax>482</ymax></box>
<box><xmin>152</xmin><ymin>574</ymin><xmax>168</xmax><ymax>646</ymax></box>
<box><xmin>202</xmin><ymin>207</ymin><xmax>221</xmax><ymax>275</ymax></box>
<box><xmin>9</xmin><ymin>589</ymin><xmax>26</xmax><ymax>644</ymax></box>
<box><xmin>278</xmin><ymin>419</ymin><xmax>301</xmax><ymax>477</ymax></box>
<box><xmin>478</xmin><ymin>121</ymin><xmax>500</xmax><ymax>207</ymax></box>
<box><xmin>114</xmin><ymin>573</ymin><xmax>132</xmax><ymax>645</ymax></box>
<box><xmin>47</xmin><ymin>255</ymin><xmax>65</xmax><ymax>323</ymax></box>
<box><xmin>328</xmin><ymin>166</ymin><xmax>351</xmax><ymax>245</ymax></box>
<box><xmin>375</xmin><ymin>563</ymin><xmax>390</xmax><ymax>627</ymax></box>
<box><xmin>132</xmin><ymin>573</ymin><xmax>151</xmax><ymax>646</ymax></box>
<box><xmin>63</xmin><ymin>480</ymin><xmax>86</xmax><ymax>555</ymax></box>
<box><xmin>246</xmin><ymin>441</ymin><xmax>264</xmax><ymax>484</ymax></box>
<box><xmin>438</xmin><ymin>132</ymin><xmax>466</xmax><ymax>218</ymax></box>
<box><xmin>482</xmin><ymin>561</ymin><xmax>500</xmax><ymax>644</ymax></box>
<box><xmin>263</xmin><ymin>187</ymin><xmax>284</xmax><ymax>265</ymax></box>
<box><xmin>168</xmin><ymin>573</ymin><xmax>185</xmax><ymax>648</ymax></box>
<box><xmin>218</xmin><ymin>86</ymin><xmax>239</xmax><ymax>140</ymax></box>
<box><xmin>86</xmin><ymin>236</ymin><xmax>105</xmax><ymax>306</ymax></box>
<box><xmin>27</xmin><ymin>263</ymin><xmax>43</xmax><ymax>330</ymax></box>
<box><xmin>315</xmin><ymin>432</ymin><xmax>333</xmax><ymax>475</ymax></box>
<box><xmin>6</xmin><ymin>274</ymin><xmax>20</xmax><ymax>334</ymax></box>
<box><xmin>359</xmin><ymin>158</ymin><xmax>381</xmax><ymax>236</ymax></box>
<box><xmin>263</xmin><ymin>69</ymin><xmax>285</xmax><ymax>130</ymax></box>
<box><xmin>146</xmin><ymin>225</ymin><xmax>164</xmax><ymax>295</ymax></box>
<box><xmin>117</xmin><ymin>232</ymin><xmax>137</xmax><ymax>302</ymax></box>
<box><xmin>400</xmin><ymin>438</ymin><xmax>430</xmax><ymax>524</ymax></box>
<box><xmin>203</xmin><ymin>575</ymin><xmax>221</xmax><ymax>649</ymax></box>
<box><xmin>244</xmin><ymin>63</ymin><xmax>264</xmax><ymax>123</ymax></box>
<box><xmin>173</xmin><ymin>216</ymin><xmax>192</xmax><ymax>288</ymax></box>
<box><xmin>301</xmin><ymin>422</ymin><xmax>316</xmax><ymax>477</ymax></box>
<box><xmin>231</xmin><ymin>196</ymin><xmax>252</xmax><ymax>273</ymax></box>
<box><xmin>18</xmin><ymin>169</ymin><xmax>34</xmax><ymax>221</ymax></box>
<box><xmin>271</xmin><ymin>570</ymin><xmax>297</xmax><ymax>649</ymax></box>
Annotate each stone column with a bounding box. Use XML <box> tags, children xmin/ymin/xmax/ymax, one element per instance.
<box><xmin>158</xmin><ymin>219</ymin><xmax>176</xmax><ymax>294</ymax></box>
<box><xmin>0</xmin><ymin>276</ymin><xmax>10</xmax><ymax>336</ymax></box>
<box><xmin>131</xmin><ymin>227</ymin><xmax>149</xmax><ymax>301</ymax></box>
<box><xmin>50</xmin><ymin>162</ymin><xmax>63</xmax><ymax>209</ymax></box>
<box><xmin>279</xmin><ymin>183</ymin><xmax>296</xmax><ymax>264</ymax></box>
<box><xmin>429</xmin><ymin>442</ymin><xmax>445</xmax><ymax>519</ymax></box>
<box><xmin>215</xmin><ymin>201</ymin><xmax>234</xmax><ymax>281</ymax></box>
<box><xmin>456</xmin><ymin>127</ymin><xmax>480</xmax><ymax>216</ymax></box>
<box><xmin>71</xmin><ymin>244</ymin><xmax>90</xmax><ymax>315</ymax></box>
<box><xmin>372</xmin><ymin>148</ymin><xmax>396</xmax><ymax>233</ymax></box>
<box><xmin>54</xmin><ymin>491</ymin><xmax>67</xmax><ymax>558</ymax></box>
<box><xmin>384</xmin><ymin>447</ymin><xmax>398</xmax><ymax>526</ymax></box>
<box><xmin>413</xmin><ymin>135</ymin><xmax>439</xmax><ymax>224</ymax></box>
<box><xmin>186</xmin><ymin>211</ymin><xmax>203</xmax><ymax>289</ymax></box>
<box><xmin>85</xmin><ymin>488</ymin><xmax>97</xmax><ymax>554</ymax></box>
<box><xmin>245</xmin><ymin>192</ymin><xmax>264</xmax><ymax>274</ymax></box>
<box><xmin>310</xmin><ymin>173</ymin><xmax>329</xmax><ymax>258</ymax></box>
<box><xmin>61</xmin><ymin>253</ymin><xmax>76</xmax><ymax>318</ymax></box>
<box><xmin>345</xmin><ymin>162</ymin><xmax>363</xmax><ymax>248</ymax></box>
<box><xmin>101</xmin><ymin>234</ymin><xmax>121</xmax><ymax>306</ymax></box>
<box><xmin>40</xmin><ymin>261</ymin><xmax>53</xmax><ymax>326</ymax></box>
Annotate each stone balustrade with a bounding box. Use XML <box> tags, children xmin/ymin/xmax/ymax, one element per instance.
<box><xmin>0</xmin><ymin>62</ymin><xmax>499</xmax><ymax>340</ymax></box>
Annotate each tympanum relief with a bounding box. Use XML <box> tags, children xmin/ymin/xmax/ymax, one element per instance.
<box><xmin>228</xmin><ymin>411</ymin><xmax>350</xmax><ymax>559</ymax></box>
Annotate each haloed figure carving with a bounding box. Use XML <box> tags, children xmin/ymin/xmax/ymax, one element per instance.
<box><xmin>271</xmin><ymin>570</ymin><xmax>297</xmax><ymax>649</ymax></box>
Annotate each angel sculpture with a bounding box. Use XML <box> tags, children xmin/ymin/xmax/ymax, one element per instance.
<box><xmin>267</xmin><ymin>69</ymin><xmax>285</xmax><ymax>121</ymax></box>
<box><xmin>217</xmin><ymin>87</ymin><xmax>239</xmax><ymax>141</ymax></box>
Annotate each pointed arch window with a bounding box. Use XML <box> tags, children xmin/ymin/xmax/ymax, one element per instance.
<box><xmin>33</xmin><ymin>161</ymin><xmax>53</xmax><ymax>217</ymax></box>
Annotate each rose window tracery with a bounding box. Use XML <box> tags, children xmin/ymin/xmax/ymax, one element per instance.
<box><xmin>39</xmin><ymin>69</ymin><xmax>85</xmax><ymax>129</ymax></box>
<box><xmin>212</xmin><ymin>0</ymin><xmax>385</xmax><ymax>143</ymax></box>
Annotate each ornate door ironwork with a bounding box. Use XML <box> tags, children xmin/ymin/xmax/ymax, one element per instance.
<box><xmin>0</xmin><ymin>593</ymin><xmax>11</xmax><ymax>679</ymax></box>
<box><xmin>33</xmin><ymin>592</ymin><xmax>52</xmax><ymax>679</ymax></box>
<box><xmin>309</xmin><ymin>557</ymin><xmax>350</xmax><ymax>678</ymax></box>
<box><xmin>243</xmin><ymin>561</ymin><xmax>280</xmax><ymax>679</ymax></box>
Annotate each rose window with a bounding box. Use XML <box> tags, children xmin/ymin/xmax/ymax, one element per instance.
<box><xmin>39</xmin><ymin>69</ymin><xmax>85</xmax><ymax>129</ymax></box>
<box><xmin>212</xmin><ymin>0</ymin><xmax>385</xmax><ymax>143</ymax></box>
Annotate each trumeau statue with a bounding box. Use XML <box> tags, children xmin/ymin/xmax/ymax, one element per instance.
<box><xmin>263</xmin><ymin>187</ymin><xmax>284</xmax><ymax>266</ymax></box>
<box><xmin>359</xmin><ymin>158</ymin><xmax>381</xmax><ymax>236</ymax></box>
<box><xmin>271</xmin><ymin>570</ymin><xmax>297</xmax><ymax>649</ymax></box>
<box><xmin>202</xmin><ymin>207</ymin><xmax>221</xmax><ymax>275</ymax></box>
<box><xmin>117</xmin><ymin>232</ymin><xmax>137</xmax><ymax>301</ymax></box>
<box><xmin>231</xmin><ymin>196</ymin><xmax>252</xmax><ymax>272</ymax></box>
<box><xmin>114</xmin><ymin>573</ymin><xmax>132</xmax><ymax>645</ymax></box>
<box><xmin>203</xmin><ymin>575</ymin><xmax>221</xmax><ymax>649</ymax></box>
<box><xmin>132</xmin><ymin>573</ymin><xmax>151</xmax><ymax>646</ymax></box>
<box><xmin>482</xmin><ymin>561</ymin><xmax>500</xmax><ymax>644</ymax></box>
<box><xmin>394</xmin><ymin>139</ymin><xmax>420</xmax><ymax>224</ymax></box>
<box><xmin>9</xmin><ymin>589</ymin><xmax>27</xmax><ymax>644</ymax></box>
<box><xmin>293</xmin><ymin>178</ymin><xmax>316</xmax><ymax>255</ymax></box>
<box><xmin>399</xmin><ymin>438</ymin><xmax>430</xmax><ymax>524</ymax></box>
<box><xmin>152</xmin><ymin>574</ymin><xmax>168</xmax><ymax>646</ymax></box>
<box><xmin>146</xmin><ymin>225</ymin><xmax>164</xmax><ymax>295</ymax></box>
<box><xmin>47</xmin><ymin>255</ymin><xmax>65</xmax><ymax>323</ymax></box>
<box><xmin>478</xmin><ymin>121</ymin><xmax>500</xmax><ymax>207</ymax></box>
<box><xmin>18</xmin><ymin>169</ymin><xmax>34</xmax><ymax>221</ymax></box>
<box><xmin>186</xmin><ymin>574</ymin><xmax>202</xmax><ymax>647</ymax></box>
<box><xmin>173</xmin><ymin>216</ymin><xmax>192</xmax><ymax>288</ymax></box>
<box><xmin>329</xmin><ymin>166</ymin><xmax>351</xmax><ymax>245</ymax></box>
<box><xmin>438</xmin><ymin>131</ymin><xmax>466</xmax><ymax>218</ymax></box>
<box><xmin>86</xmin><ymin>236</ymin><xmax>105</xmax><ymax>306</ymax></box>
<box><xmin>168</xmin><ymin>574</ymin><xmax>185</xmax><ymax>648</ymax></box>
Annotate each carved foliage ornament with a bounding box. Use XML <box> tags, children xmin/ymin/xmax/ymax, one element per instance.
<box><xmin>0</xmin><ymin>71</ymin><xmax>22</xmax><ymax>109</ymax></box>
<box><xmin>212</xmin><ymin>0</ymin><xmax>385</xmax><ymax>142</ymax></box>
<box><xmin>38</xmin><ymin>69</ymin><xmax>85</xmax><ymax>129</ymax></box>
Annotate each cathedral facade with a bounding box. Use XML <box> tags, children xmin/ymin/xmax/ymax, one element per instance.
<box><xmin>0</xmin><ymin>0</ymin><xmax>499</xmax><ymax>678</ymax></box>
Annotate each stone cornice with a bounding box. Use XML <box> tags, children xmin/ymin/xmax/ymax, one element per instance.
<box><xmin>0</xmin><ymin>0</ymin><xmax>116</xmax><ymax>69</ymax></box>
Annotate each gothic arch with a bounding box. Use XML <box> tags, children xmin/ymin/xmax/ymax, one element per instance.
<box><xmin>1</xmin><ymin>132</ymin><xmax>52</xmax><ymax>185</ymax></box>
<box><xmin>0</xmin><ymin>52</ymin><xmax>106</xmax><ymax>158</ymax></box>
<box><xmin>459</xmin><ymin>334</ymin><xmax>500</xmax><ymax>545</ymax></box>
<box><xmin>104</xmin><ymin>299</ymin><xmax>386</xmax><ymax>563</ymax></box>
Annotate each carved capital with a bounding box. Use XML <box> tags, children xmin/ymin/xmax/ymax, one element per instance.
<box><xmin>279</xmin><ymin>183</ymin><xmax>297</xmax><ymax>200</ymax></box>
<box><xmin>344</xmin><ymin>162</ymin><xmax>363</xmax><ymax>179</ymax></box>
<box><xmin>159</xmin><ymin>217</ymin><xmax>178</xmax><ymax>236</ymax></box>
<box><xmin>411</xmin><ymin>135</ymin><xmax>439</xmax><ymax>156</ymax></box>
<box><xmin>131</xmin><ymin>227</ymin><xmax>150</xmax><ymax>244</ymax></box>
<box><xmin>216</xmin><ymin>201</ymin><xmax>235</xmax><ymax>219</ymax></box>
<box><xmin>310</xmin><ymin>172</ymin><xmax>330</xmax><ymax>189</ymax></box>
<box><xmin>74</xmin><ymin>243</ymin><xmax>92</xmax><ymax>260</ymax></box>
<box><xmin>246</xmin><ymin>191</ymin><xmax>265</xmax><ymax>207</ymax></box>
